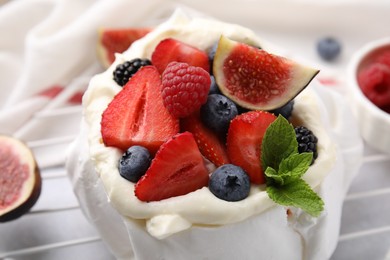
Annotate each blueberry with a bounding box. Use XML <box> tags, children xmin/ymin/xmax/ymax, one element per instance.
<box><xmin>207</xmin><ymin>41</ymin><xmax>218</xmax><ymax>74</ymax></box>
<box><xmin>200</xmin><ymin>94</ymin><xmax>238</xmax><ymax>134</ymax></box>
<box><xmin>317</xmin><ymin>37</ymin><xmax>341</xmax><ymax>61</ymax></box>
<box><xmin>270</xmin><ymin>100</ymin><xmax>294</xmax><ymax>119</ymax></box>
<box><xmin>209</xmin><ymin>164</ymin><xmax>250</xmax><ymax>201</ymax></box>
<box><xmin>118</xmin><ymin>146</ymin><xmax>151</xmax><ymax>182</ymax></box>
<box><xmin>209</xmin><ymin>75</ymin><xmax>221</xmax><ymax>95</ymax></box>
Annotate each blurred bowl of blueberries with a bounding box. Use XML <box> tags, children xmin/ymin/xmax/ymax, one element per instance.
<box><xmin>347</xmin><ymin>37</ymin><xmax>390</xmax><ymax>154</ymax></box>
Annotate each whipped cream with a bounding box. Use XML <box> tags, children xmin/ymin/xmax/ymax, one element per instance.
<box><xmin>67</xmin><ymin>9</ymin><xmax>363</xmax><ymax>260</ymax></box>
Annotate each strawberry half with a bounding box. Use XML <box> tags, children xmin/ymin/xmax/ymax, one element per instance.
<box><xmin>101</xmin><ymin>66</ymin><xmax>179</xmax><ymax>153</ymax></box>
<box><xmin>135</xmin><ymin>132</ymin><xmax>209</xmax><ymax>202</ymax></box>
<box><xmin>97</xmin><ymin>27</ymin><xmax>152</xmax><ymax>68</ymax></box>
<box><xmin>151</xmin><ymin>38</ymin><xmax>210</xmax><ymax>74</ymax></box>
<box><xmin>181</xmin><ymin>113</ymin><xmax>229</xmax><ymax>167</ymax></box>
<box><xmin>227</xmin><ymin>111</ymin><xmax>276</xmax><ymax>184</ymax></box>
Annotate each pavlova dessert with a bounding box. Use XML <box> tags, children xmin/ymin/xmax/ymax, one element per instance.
<box><xmin>66</xmin><ymin>9</ymin><xmax>363</xmax><ymax>260</ymax></box>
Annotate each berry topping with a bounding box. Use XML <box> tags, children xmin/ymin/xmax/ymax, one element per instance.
<box><xmin>227</xmin><ymin>111</ymin><xmax>277</xmax><ymax>184</ymax></box>
<box><xmin>119</xmin><ymin>146</ymin><xmax>151</xmax><ymax>183</ymax></box>
<box><xmin>209</xmin><ymin>75</ymin><xmax>221</xmax><ymax>95</ymax></box>
<box><xmin>269</xmin><ymin>100</ymin><xmax>294</xmax><ymax>119</ymax></box>
<box><xmin>135</xmin><ymin>132</ymin><xmax>209</xmax><ymax>202</ymax></box>
<box><xmin>200</xmin><ymin>94</ymin><xmax>238</xmax><ymax>135</ymax></box>
<box><xmin>317</xmin><ymin>37</ymin><xmax>341</xmax><ymax>61</ymax></box>
<box><xmin>97</xmin><ymin>28</ymin><xmax>151</xmax><ymax>68</ymax></box>
<box><xmin>151</xmin><ymin>38</ymin><xmax>210</xmax><ymax>74</ymax></box>
<box><xmin>214</xmin><ymin>36</ymin><xmax>318</xmax><ymax>111</ymax></box>
<box><xmin>101</xmin><ymin>66</ymin><xmax>179</xmax><ymax>153</ymax></box>
<box><xmin>294</xmin><ymin>126</ymin><xmax>318</xmax><ymax>164</ymax></box>
<box><xmin>113</xmin><ymin>58</ymin><xmax>152</xmax><ymax>86</ymax></box>
<box><xmin>358</xmin><ymin>62</ymin><xmax>390</xmax><ymax>109</ymax></box>
<box><xmin>181</xmin><ymin>113</ymin><xmax>230</xmax><ymax>167</ymax></box>
<box><xmin>161</xmin><ymin>62</ymin><xmax>211</xmax><ymax>118</ymax></box>
<box><xmin>207</xmin><ymin>41</ymin><xmax>218</xmax><ymax>73</ymax></box>
<box><xmin>209</xmin><ymin>164</ymin><xmax>250</xmax><ymax>202</ymax></box>
<box><xmin>375</xmin><ymin>50</ymin><xmax>390</xmax><ymax>67</ymax></box>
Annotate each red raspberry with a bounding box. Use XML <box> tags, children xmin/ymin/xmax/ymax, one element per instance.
<box><xmin>374</xmin><ymin>50</ymin><xmax>390</xmax><ymax>67</ymax></box>
<box><xmin>161</xmin><ymin>62</ymin><xmax>211</xmax><ymax>118</ymax></box>
<box><xmin>358</xmin><ymin>62</ymin><xmax>390</xmax><ymax>108</ymax></box>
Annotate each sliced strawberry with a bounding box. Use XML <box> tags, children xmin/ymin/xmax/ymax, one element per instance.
<box><xmin>151</xmin><ymin>38</ymin><xmax>210</xmax><ymax>74</ymax></box>
<box><xmin>135</xmin><ymin>132</ymin><xmax>209</xmax><ymax>202</ymax></box>
<box><xmin>181</xmin><ymin>113</ymin><xmax>230</xmax><ymax>167</ymax></box>
<box><xmin>227</xmin><ymin>111</ymin><xmax>276</xmax><ymax>184</ymax></box>
<box><xmin>101</xmin><ymin>66</ymin><xmax>179</xmax><ymax>154</ymax></box>
<box><xmin>97</xmin><ymin>27</ymin><xmax>152</xmax><ymax>68</ymax></box>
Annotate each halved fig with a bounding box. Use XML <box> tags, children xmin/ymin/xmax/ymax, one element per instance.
<box><xmin>0</xmin><ymin>135</ymin><xmax>41</xmax><ymax>222</ymax></box>
<box><xmin>97</xmin><ymin>27</ymin><xmax>152</xmax><ymax>68</ymax></box>
<box><xmin>213</xmin><ymin>36</ymin><xmax>319</xmax><ymax>110</ymax></box>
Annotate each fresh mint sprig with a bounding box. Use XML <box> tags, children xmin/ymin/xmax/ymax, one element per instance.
<box><xmin>261</xmin><ymin>115</ymin><xmax>324</xmax><ymax>217</ymax></box>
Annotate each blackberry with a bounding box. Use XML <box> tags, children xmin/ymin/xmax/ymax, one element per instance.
<box><xmin>294</xmin><ymin>126</ymin><xmax>318</xmax><ymax>164</ymax></box>
<box><xmin>113</xmin><ymin>58</ymin><xmax>151</xmax><ymax>86</ymax></box>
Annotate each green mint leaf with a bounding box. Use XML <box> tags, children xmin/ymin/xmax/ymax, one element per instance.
<box><xmin>261</xmin><ymin>115</ymin><xmax>298</xmax><ymax>172</ymax></box>
<box><xmin>278</xmin><ymin>152</ymin><xmax>313</xmax><ymax>185</ymax></box>
<box><xmin>266</xmin><ymin>153</ymin><xmax>313</xmax><ymax>186</ymax></box>
<box><xmin>264</xmin><ymin>167</ymin><xmax>284</xmax><ymax>186</ymax></box>
<box><xmin>261</xmin><ymin>114</ymin><xmax>324</xmax><ymax>217</ymax></box>
<box><xmin>266</xmin><ymin>179</ymin><xmax>324</xmax><ymax>217</ymax></box>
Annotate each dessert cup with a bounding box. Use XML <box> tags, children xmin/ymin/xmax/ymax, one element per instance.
<box><xmin>66</xmin><ymin>9</ymin><xmax>363</xmax><ymax>260</ymax></box>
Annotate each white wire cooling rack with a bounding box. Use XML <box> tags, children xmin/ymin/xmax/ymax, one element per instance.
<box><xmin>0</xmin><ymin>110</ymin><xmax>112</xmax><ymax>260</ymax></box>
<box><xmin>1</xmin><ymin>87</ymin><xmax>390</xmax><ymax>260</ymax></box>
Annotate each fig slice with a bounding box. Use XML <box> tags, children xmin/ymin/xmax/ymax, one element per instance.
<box><xmin>213</xmin><ymin>36</ymin><xmax>319</xmax><ymax>111</ymax></box>
<box><xmin>0</xmin><ymin>135</ymin><xmax>41</xmax><ymax>222</ymax></box>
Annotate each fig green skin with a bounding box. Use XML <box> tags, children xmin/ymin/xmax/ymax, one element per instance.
<box><xmin>0</xmin><ymin>136</ymin><xmax>42</xmax><ymax>222</ymax></box>
<box><xmin>213</xmin><ymin>36</ymin><xmax>320</xmax><ymax>111</ymax></box>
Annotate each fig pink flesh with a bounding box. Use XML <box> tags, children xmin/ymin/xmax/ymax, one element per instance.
<box><xmin>0</xmin><ymin>143</ymin><xmax>29</xmax><ymax>209</ymax></box>
<box><xmin>222</xmin><ymin>45</ymin><xmax>291</xmax><ymax>105</ymax></box>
